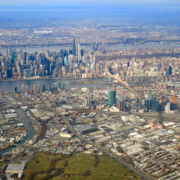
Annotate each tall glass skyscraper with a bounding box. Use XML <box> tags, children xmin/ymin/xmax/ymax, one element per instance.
<box><xmin>72</xmin><ymin>37</ymin><xmax>76</xmax><ymax>56</ymax></box>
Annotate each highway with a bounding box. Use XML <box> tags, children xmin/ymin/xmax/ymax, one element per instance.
<box><xmin>60</xmin><ymin>113</ymin><xmax>154</xmax><ymax>180</ymax></box>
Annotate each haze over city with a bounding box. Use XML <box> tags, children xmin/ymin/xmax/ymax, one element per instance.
<box><xmin>1</xmin><ymin>0</ymin><xmax>180</xmax><ymax>180</ymax></box>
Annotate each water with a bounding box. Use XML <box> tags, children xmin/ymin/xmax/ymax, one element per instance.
<box><xmin>0</xmin><ymin>108</ymin><xmax>36</xmax><ymax>155</ymax></box>
<box><xmin>0</xmin><ymin>77</ymin><xmax>153</xmax><ymax>92</ymax></box>
<box><xmin>0</xmin><ymin>77</ymin><xmax>152</xmax><ymax>92</ymax></box>
<box><xmin>0</xmin><ymin>43</ymin><xmax>180</xmax><ymax>54</ymax></box>
<box><xmin>0</xmin><ymin>78</ymin><xmax>152</xmax><ymax>155</ymax></box>
<box><xmin>0</xmin><ymin>77</ymin><xmax>107</xmax><ymax>92</ymax></box>
<box><xmin>15</xmin><ymin>108</ymin><xmax>36</xmax><ymax>144</ymax></box>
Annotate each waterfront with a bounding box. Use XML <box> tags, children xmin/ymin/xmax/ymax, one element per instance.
<box><xmin>0</xmin><ymin>77</ymin><xmax>106</xmax><ymax>92</ymax></box>
<box><xmin>0</xmin><ymin>108</ymin><xmax>36</xmax><ymax>155</ymax></box>
<box><xmin>1</xmin><ymin>43</ymin><xmax>180</xmax><ymax>54</ymax></box>
<box><xmin>0</xmin><ymin>77</ymin><xmax>152</xmax><ymax>92</ymax></box>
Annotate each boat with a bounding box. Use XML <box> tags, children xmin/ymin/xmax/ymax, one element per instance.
<box><xmin>20</xmin><ymin>136</ymin><xmax>24</xmax><ymax>141</ymax></box>
<box><xmin>23</xmin><ymin>132</ymin><xmax>27</xmax><ymax>137</ymax></box>
<box><xmin>15</xmin><ymin>136</ymin><xmax>21</xmax><ymax>143</ymax></box>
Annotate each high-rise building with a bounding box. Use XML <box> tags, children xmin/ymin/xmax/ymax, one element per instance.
<box><xmin>140</xmin><ymin>89</ymin><xmax>143</xmax><ymax>102</ymax></box>
<box><xmin>22</xmin><ymin>84</ymin><xmax>24</xmax><ymax>91</ymax></box>
<box><xmin>109</xmin><ymin>89</ymin><xmax>115</xmax><ymax>106</ymax></box>
<box><xmin>12</xmin><ymin>52</ymin><xmax>16</xmax><ymax>63</ymax></box>
<box><xmin>57</xmin><ymin>82</ymin><xmax>61</xmax><ymax>89</ymax></box>
<box><xmin>25</xmin><ymin>69</ymin><xmax>31</xmax><ymax>78</ymax></box>
<box><xmin>145</xmin><ymin>99</ymin><xmax>150</xmax><ymax>111</ymax></box>
<box><xmin>77</xmin><ymin>44</ymin><xmax>81</xmax><ymax>64</ymax></box>
<box><xmin>119</xmin><ymin>101</ymin><xmax>124</xmax><ymax>110</ymax></box>
<box><xmin>34</xmin><ymin>84</ymin><xmax>37</xmax><ymax>94</ymax></box>
<box><xmin>84</xmin><ymin>98</ymin><xmax>88</xmax><ymax>108</ymax></box>
<box><xmin>169</xmin><ymin>66</ymin><xmax>172</xmax><ymax>75</ymax></box>
<box><xmin>39</xmin><ymin>84</ymin><xmax>42</xmax><ymax>93</ymax></box>
<box><xmin>48</xmin><ymin>86</ymin><xmax>51</xmax><ymax>91</ymax></box>
<box><xmin>26</xmin><ymin>85</ymin><xmax>29</xmax><ymax>92</ymax></box>
<box><xmin>87</xmin><ymin>93</ymin><xmax>91</xmax><ymax>106</ymax></box>
<box><xmin>165</xmin><ymin>102</ymin><xmax>170</xmax><ymax>113</ymax></box>
<box><xmin>14</xmin><ymin>87</ymin><xmax>18</xmax><ymax>93</ymax></box>
<box><xmin>42</xmin><ymin>85</ymin><xmax>46</xmax><ymax>92</ymax></box>
<box><xmin>120</xmin><ymin>93</ymin><xmax>123</xmax><ymax>102</ymax></box>
<box><xmin>8</xmin><ymin>48</ymin><xmax>12</xmax><ymax>57</ymax></box>
<box><xmin>151</xmin><ymin>96</ymin><xmax>158</xmax><ymax>112</ymax></box>
<box><xmin>148</xmin><ymin>91</ymin><xmax>152</xmax><ymax>100</ymax></box>
<box><xmin>61</xmin><ymin>82</ymin><xmax>65</xmax><ymax>89</ymax></box>
<box><xmin>1</xmin><ymin>90</ymin><xmax>4</xmax><ymax>96</ymax></box>
<box><xmin>72</xmin><ymin>37</ymin><xmax>76</xmax><ymax>56</ymax></box>
<box><xmin>112</xmin><ymin>85</ymin><xmax>116</xmax><ymax>103</ymax></box>
<box><xmin>135</xmin><ymin>95</ymin><xmax>138</xmax><ymax>109</ymax></box>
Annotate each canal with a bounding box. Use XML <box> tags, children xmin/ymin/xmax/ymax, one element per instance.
<box><xmin>0</xmin><ymin>108</ymin><xmax>36</xmax><ymax>155</ymax></box>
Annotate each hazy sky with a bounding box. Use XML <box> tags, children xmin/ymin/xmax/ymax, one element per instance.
<box><xmin>1</xmin><ymin>0</ymin><xmax>180</xmax><ymax>8</ymax></box>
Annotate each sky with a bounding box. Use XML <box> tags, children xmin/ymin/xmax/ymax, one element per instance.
<box><xmin>1</xmin><ymin>0</ymin><xmax>180</xmax><ymax>8</ymax></box>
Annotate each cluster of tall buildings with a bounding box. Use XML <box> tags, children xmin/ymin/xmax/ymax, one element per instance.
<box><xmin>14</xmin><ymin>81</ymin><xmax>65</xmax><ymax>95</ymax></box>
<box><xmin>108</xmin><ymin>85</ymin><xmax>159</xmax><ymax>112</ymax></box>
<box><xmin>0</xmin><ymin>37</ymin><xmax>103</xmax><ymax>80</ymax></box>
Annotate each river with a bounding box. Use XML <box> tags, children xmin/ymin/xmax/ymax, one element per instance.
<box><xmin>0</xmin><ymin>78</ymin><xmax>152</xmax><ymax>155</ymax></box>
<box><xmin>0</xmin><ymin>77</ymin><xmax>107</xmax><ymax>92</ymax></box>
<box><xmin>0</xmin><ymin>77</ymin><xmax>152</xmax><ymax>92</ymax></box>
<box><xmin>0</xmin><ymin>108</ymin><xmax>36</xmax><ymax>155</ymax></box>
<box><xmin>0</xmin><ymin>43</ymin><xmax>180</xmax><ymax>54</ymax></box>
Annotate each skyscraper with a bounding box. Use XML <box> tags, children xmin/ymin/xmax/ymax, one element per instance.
<box><xmin>25</xmin><ymin>69</ymin><xmax>31</xmax><ymax>78</ymax></box>
<box><xmin>57</xmin><ymin>82</ymin><xmax>61</xmax><ymax>89</ymax></box>
<box><xmin>135</xmin><ymin>95</ymin><xmax>138</xmax><ymax>109</ymax></box>
<box><xmin>109</xmin><ymin>89</ymin><xmax>115</xmax><ymax>106</ymax></box>
<box><xmin>15</xmin><ymin>87</ymin><xmax>18</xmax><ymax>93</ymax></box>
<box><xmin>112</xmin><ymin>85</ymin><xmax>116</xmax><ymax>104</ymax></box>
<box><xmin>77</xmin><ymin>44</ymin><xmax>81</xmax><ymax>64</ymax></box>
<box><xmin>151</xmin><ymin>96</ymin><xmax>158</xmax><ymax>112</ymax></box>
<box><xmin>120</xmin><ymin>93</ymin><xmax>123</xmax><ymax>102</ymax></box>
<box><xmin>148</xmin><ymin>91</ymin><xmax>153</xmax><ymax>100</ymax></box>
<box><xmin>72</xmin><ymin>37</ymin><xmax>76</xmax><ymax>56</ymax></box>
<box><xmin>39</xmin><ymin>84</ymin><xmax>42</xmax><ymax>93</ymax></box>
<box><xmin>34</xmin><ymin>84</ymin><xmax>37</xmax><ymax>94</ymax></box>
<box><xmin>169</xmin><ymin>66</ymin><xmax>172</xmax><ymax>75</ymax></box>
<box><xmin>48</xmin><ymin>86</ymin><xmax>51</xmax><ymax>91</ymax></box>
<box><xmin>87</xmin><ymin>93</ymin><xmax>91</xmax><ymax>106</ymax></box>
<box><xmin>22</xmin><ymin>84</ymin><xmax>24</xmax><ymax>91</ymax></box>
<box><xmin>26</xmin><ymin>85</ymin><xmax>29</xmax><ymax>92</ymax></box>
<box><xmin>140</xmin><ymin>89</ymin><xmax>143</xmax><ymax>102</ymax></box>
<box><xmin>42</xmin><ymin>85</ymin><xmax>46</xmax><ymax>92</ymax></box>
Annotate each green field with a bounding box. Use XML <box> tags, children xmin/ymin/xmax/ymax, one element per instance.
<box><xmin>25</xmin><ymin>152</ymin><xmax>142</xmax><ymax>180</ymax></box>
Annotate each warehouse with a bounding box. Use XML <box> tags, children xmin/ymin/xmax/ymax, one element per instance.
<box><xmin>60</xmin><ymin>133</ymin><xmax>72</xmax><ymax>138</ymax></box>
<box><xmin>74</xmin><ymin>125</ymin><xmax>98</xmax><ymax>134</ymax></box>
<box><xmin>124</xmin><ymin>144</ymin><xmax>144</xmax><ymax>156</ymax></box>
<box><xmin>5</xmin><ymin>163</ymin><xmax>26</xmax><ymax>179</ymax></box>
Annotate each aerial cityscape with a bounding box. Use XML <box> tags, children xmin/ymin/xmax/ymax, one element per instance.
<box><xmin>1</xmin><ymin>1</ymin><xmax>180</xmax><ymax>180</ymax></box>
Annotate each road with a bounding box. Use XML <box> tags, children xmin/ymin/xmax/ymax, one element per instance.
<box><xmin>71</xmin><ymin>108</ymin><xmax>127</xmax><ymax>115</ymax></box>
<box><xmin>60</xmin><ymin>113</ymin><xmax>154</xmax><ymax>180</ymax></box>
